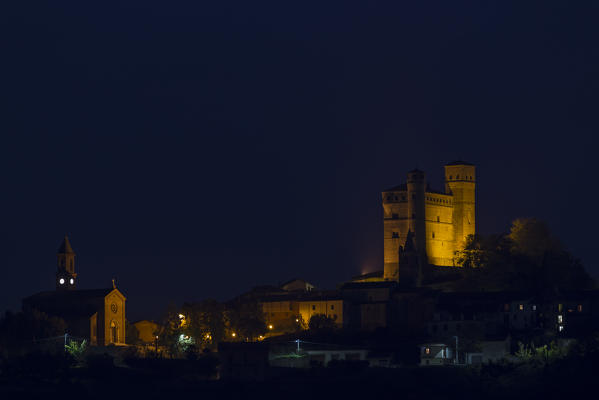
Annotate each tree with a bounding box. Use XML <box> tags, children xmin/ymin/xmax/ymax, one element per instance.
<box><xmin>508</xmin><ymin>218</ymin><xmax>560</xmax><ymax>264</ymax></box>
<box><xmin>226</xmin><ymin>300</ymin><xmax>266</xmax><ymax>341</ymax></box>
<box><xmin>182</xmin><ymin>299</ymin><xmax>226</xmax><ymax>350</ymax></box>
<box><xmin>452</xmin><ymin>218</ymin><xmax>595</xmax><ymax>293</ymax></box>
<box><xmin>0</xmin><ymin>310</ymin><xmax>67</xmax><ymax>356</ymax></box>
<box><xmin>308</xmin><ymin>314</ymin><xmax>337</xmax><ymax>331</ymax></box>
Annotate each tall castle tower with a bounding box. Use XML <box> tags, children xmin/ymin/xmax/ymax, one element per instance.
<box><xmin>56</xmin><ymin>235</ymin><xmax>77</xmax><ymax>290</ymax></box>
<box><xmin>444</xmin><ymin>161</ymin><xmax>476</xmax><ymax>250</ymax></box>
<box><xmin>382</xmin><ymin>161</ymin><xmax>476</xmax><ymax>281</ymax></box>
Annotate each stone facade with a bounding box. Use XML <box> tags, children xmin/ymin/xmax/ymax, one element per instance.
<box><xmin>383</xmin><ymin>161</ymin><xmax>475</xmax><ymax>280</ymax></box>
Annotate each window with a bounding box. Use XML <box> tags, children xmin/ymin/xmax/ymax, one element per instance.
<box><xmin>331</xmin><ymin>305</ymin><xmax>335</xmax><ymax>310</ymax></box>
<box><xmin>558</xmin><ymin>325</ymin><xmax>564</xmax><ymax>332</ymax></box>
<box><xmin>425</xmin><ymin>347</ymin><xmax>431</xmax><ymax>355</ymax></box>
<box><xmin>392</xmin><ymin>232</ymin><xmax>399</xmax><ymax>238</ymax></box>
<box><xmin>437</xmin><ymin>216</ymin><xmax>440</xmax><ymax>222</ymax></box>
<box><xmin>312</xmin><ymin>305</ymin><xmax>316</xmax><ymax>310</ymax></box>
<box><xmin>392</xmin><ymin>213</ymin><xmax>399</xmax><ymax>219</ymax></box>
<box><xmin>557</xmin><ymin>315</ymin><xmax>563</xmax><ymax>323</ymax></box>
<box><xmin>449</xmin><ymin>176</ymin><xmax>452</xmax><ymax>180</ymax></box>
<box><xmin>577</xmin><ymin>304</ymin><xmax>583</xmax><ymax>312</ymax></box>
<box><xmin>532</xmin><ymin>305</ymin><xmax>537</xmax><ymax>311</ymax></box>
<box><xmin>456</xmin><ymin>175</ymin><xmax>460</xmax><ymax>179</ymax></box>
<box><xmin>432</xmin><ymin>232</ymin><xmax>435</xmax><ymax>239</ymax></box>
<box><xmin>504</xmin><ymin>304</ymin><xmax>510</xmax><ymax>312</ymax></box>
<box><xmin>558</xmin><ymin>304</ymin><xmax>563</xmax><ymax>312</ymax></box>
<box><xmin>519</xmin><ymin>304</ymin><xmax>524</xmax><ymax>311</ymax></box>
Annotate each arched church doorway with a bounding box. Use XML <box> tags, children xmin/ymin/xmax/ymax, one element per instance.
<box><xmin>110</xmin><ymin>320</ymin><xmax>118</xmax><ymax>343</ymax></box>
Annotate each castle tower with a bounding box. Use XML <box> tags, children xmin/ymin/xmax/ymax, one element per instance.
<box><xmin>407</xmin><ymin>169</ymin><xmax>426</xmax><ymax>257</ymax></box>
<box><xmin>56</xmin><ymin>235</ymin><xmax>77</xmax><ymax>290</ymax></box>
<box><xmin>398</xmin><ymin>230</ymin><xmax>422</xmax><ymax>287</ymax></box>
<box><xmin>444</xmin><ymin>161</ymin><xmax>476</xmax><ymax>251</ymax></box>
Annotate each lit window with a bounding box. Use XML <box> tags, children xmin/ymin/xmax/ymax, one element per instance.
<box><xmin>557</xmin><ymin>315</ymin><xmax>563</xmax><ymax>323</ymax></box>
<box><xmin>558</xmin><ymin>304</ymin><xmax>563</xmax><ymax>312</ymax></box>
<box><xmin>558</xmin><ymin>325</ymin><xmax>564</xmax><ymax>332</ymax></box>
<box><xmin>519</xmin><ymin>304</ymin><xmax>524</xmax><ymax>311</ymax></box>
<box><xmin>577</xmin><ymin>304</ymin><xmax>583</xmax><ymax>312</ymax></box>
<box><xmin>532</xmin><ymin>305</ymin><xmax>537</xmax><ymax>311</ymax></box>
<box><xmin>59</xmin><ymin>278</ymin><xmax>65</xmax><ymax>285</ymax></box>
<box><xmin>425</xmin><ymin>347</ymin><xmax>431</xmax><ymax>355</ymax></box>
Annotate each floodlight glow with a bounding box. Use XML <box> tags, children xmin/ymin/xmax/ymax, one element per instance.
<box><xmin>59</xmin><ymin>278</ymin><xmax>65</xmax><ymax>284</ymax></box>
<box><xmin>69</xmin><ymin>278</ymin><xmax>74</xmax><ymax>284</ymax></box>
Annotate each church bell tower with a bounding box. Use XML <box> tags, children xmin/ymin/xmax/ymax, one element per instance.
<box><xmin>56</xmin><ymin>235</ymin><xmax>77</xmax><ymax>290</ymax></box>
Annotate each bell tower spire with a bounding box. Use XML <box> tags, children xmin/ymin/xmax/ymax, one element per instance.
<box><xmin>56</xmin><ymin>235</ymin><xmax>77</xmax><ymax>290</ymax></box>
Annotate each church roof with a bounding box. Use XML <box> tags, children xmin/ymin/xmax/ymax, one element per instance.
<box><xmin>445</xmin><ymin>160</ymin><xmax>474</xmax><ymax>166</ymax></box>
<box><xmin>23</xmin><ymin>288</ymin><xmax>116</xmax><ymax>320</ymax></box>
<box><xmin>58</xmin><ymin>235</ymin><xmax>75</xmax><ymax>254</ymax></box>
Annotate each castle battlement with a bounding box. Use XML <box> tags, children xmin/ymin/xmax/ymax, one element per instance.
<box><xmin>382</xmin><ymin>162</ymin><xmax>475</xmax><ymax>282</ymax></box>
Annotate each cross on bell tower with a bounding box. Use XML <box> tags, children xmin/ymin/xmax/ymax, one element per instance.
<box><xmin>56</xmin><ymin>235</ymin><xmax>77</xmax><ymax>290</ymax></box>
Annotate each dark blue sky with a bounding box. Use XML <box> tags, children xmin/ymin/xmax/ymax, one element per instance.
<box><xmin>1</xmin><ymin>1</ymin><xmax>597</xmax><ymax>321</ymax></box>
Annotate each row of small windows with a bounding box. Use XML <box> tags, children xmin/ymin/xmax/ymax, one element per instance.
<box><xmin>448</xmin><ymin>175</ymin><xmax>474</xmax><ymax>180</ymax></box>
<box><xmin>426</xmin><ymin>197</ymin><xmax>451</xmax><ymax>204</ymax></box>
<box><xmin>311</xmin><ymin>304</ymin><xmax>336</xmax><ymax>310</ymax></box>
<box><xmin>386</xmin><ymin>195</ymin><xmax>407</xmax><ymax>202</ymax></box>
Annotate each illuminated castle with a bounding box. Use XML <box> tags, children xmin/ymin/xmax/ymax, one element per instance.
<box><xmin>382</xmin><ymin>161</ymin><xmax>475</xmax><ymax>281</ymax></box>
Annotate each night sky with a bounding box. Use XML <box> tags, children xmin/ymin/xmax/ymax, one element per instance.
<box><xmin>1</xmin><ymin>1</ymin><xmax>598</xmax><ymax>321</ymax></box>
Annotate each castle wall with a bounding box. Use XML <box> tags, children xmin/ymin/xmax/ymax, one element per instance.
<box><xmin>382</xmin><ymin>192</ymin><xmax>409</xmax><ymax>280</ymax></box>
<box><xmin>424</xmin><ymin>194</ymin><xmax>455</xmax><ymax>266</ymax></box>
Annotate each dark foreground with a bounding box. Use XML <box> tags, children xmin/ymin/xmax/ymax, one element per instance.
<box><xmin>1</xmin><ymin>354</ymin><xmax>597</xmax><ymax>400</ymax></box>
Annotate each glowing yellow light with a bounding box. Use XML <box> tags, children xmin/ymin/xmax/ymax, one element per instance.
<box><xmin>295</xmin><ymin>319</ymin><xmax>299</xmax><ymax>322</ymax></box>
<box><xmin>178</xmin><ymin>314</ymin><xmax>185</xmax><ymax>319</ymax></box>
<box><xmin>155</xmin><ymin>335</ymin><xmax>159</xmax><ymax>339</ymax></box>
<box><xmin>268</xmin><ymin>324</ymin><xmax>273</xmax><ymax>330</ymax></box>
<box><xmin>232</xmin><ymin>332</ymin><xmax>236</xmax><ymax>337</ymax></box>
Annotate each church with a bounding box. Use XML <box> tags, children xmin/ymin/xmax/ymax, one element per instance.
<box><xmin>22</xmin><ymin>236</ymin><xmax>127</xmax><ymax>346</ymax></box>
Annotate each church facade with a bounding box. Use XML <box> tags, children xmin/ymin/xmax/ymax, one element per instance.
<box><xmin>23</xmin><ymin>236</ymin><xmax>127</xmax><ymax>346</ymax></box>
<box><xmin>382</xmin><ymin>161</ymin><xmax>475</xmax><ymax>281</ymax></box>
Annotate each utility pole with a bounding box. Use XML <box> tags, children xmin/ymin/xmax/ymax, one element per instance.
<box><xmin>296</xmin><ymin>339</ymin><xmax>300</xmax><ymax>353</ymax></box>
<box><xmin>453</xmin><ymin>335</ymin><xmax>459</xmax><ymax>365</ymax></box>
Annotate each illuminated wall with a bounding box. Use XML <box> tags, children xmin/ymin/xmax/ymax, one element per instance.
<box><xmin>298</xmin><ymin>299</ymin><xmax>343</xmax><ymax>326</ymax></box>
<box><xmin>382</xmin><ymin>162</ymin><xmax>476</xmax><ymax>279</ymax></box>
<box><xmin>103</xmin><ymin>289</ymin><xmax>126</xmax><ymax>345</ymax></box>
